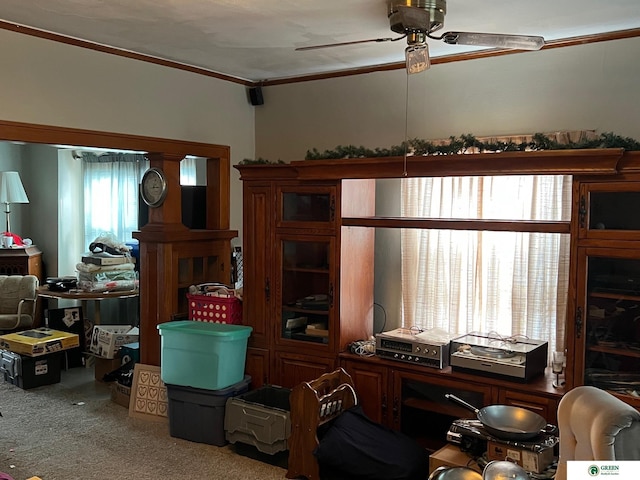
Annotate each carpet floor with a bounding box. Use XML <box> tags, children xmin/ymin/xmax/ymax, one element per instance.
<box><xmin>0</xmin><ymin>366</ymin><xmax>288</xmax><ymax>480</ymax></box>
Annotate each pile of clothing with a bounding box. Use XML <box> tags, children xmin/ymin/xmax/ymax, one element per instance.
<box><xmin>76</xmin><ymin>236</ymin><xmax>138</xmax><ymax>292</ymax></box>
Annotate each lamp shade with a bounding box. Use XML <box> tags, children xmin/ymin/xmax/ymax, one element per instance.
<box><xmin>0</xmin><ymin>171</ymin><xmax>29</xmax><ymax>204</ymax></box>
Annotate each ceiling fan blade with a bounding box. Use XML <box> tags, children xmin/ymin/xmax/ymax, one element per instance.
<box><xmin>295</xmin><ymin>36</ymin><xmax>404</xmax><ymax>51</ymax></box>
<box><xmin>437</xmin><ymin>31</ymin><xmax>545</xmax><ymax>50</ymax></box>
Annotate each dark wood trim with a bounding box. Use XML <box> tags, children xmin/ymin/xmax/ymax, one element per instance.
<box><xmin>0</xmin><ymin>119</ymin><xmax>230</xmax><ymax>158</ymax></box>
<box><xmin>271</xmin><ymin>149</ymin><xmax>624</xmax><ymax>181</ymax></box>
<box><xmin>0</xmin><ymin>118</ymin><xmax>236</xmax><ymax>368</ymax></box>
<box><xmin>342</xmin><ymin>217</ymin><xmax>571</xmax><ymax>233</ymax></box>
<box><xmin>0</xmin><ymin>21</ymin><xmax>253</xmax><ymax>86</ymax></box>
<box><xmin>2</xmin><ymin>19</ymin><xmax>639</xmax><ymax>86</ymax></box>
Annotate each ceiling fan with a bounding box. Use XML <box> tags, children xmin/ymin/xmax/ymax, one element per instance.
<box><xmin>296</xmin><ymin>0</ymin><xmax>545</xmax><ymax>74</ymax></box>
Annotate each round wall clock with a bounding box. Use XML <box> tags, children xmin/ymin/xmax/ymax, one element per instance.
<box><xmin>141</xmin><ymin>167</ymin><xmax>168</xmax><ymax>207</ymax></box>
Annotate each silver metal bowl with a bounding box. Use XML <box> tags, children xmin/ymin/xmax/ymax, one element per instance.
<box><xmin>428</xmin><ymin>466</ymin><xmax>483</xmax><ymax>480</ymax></box>
<box><xmin>482</xmin><ymin>460</ymin><xmax>529</xmax><ymax>480</ymax></box>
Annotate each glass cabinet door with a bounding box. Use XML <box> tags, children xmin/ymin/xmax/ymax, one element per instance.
<box><xmin>579</xmin><ymin>248</ymin><xmax>640</xmax><ymax>397</ymax></box>
<box><xmin>579</xmin><ymin>182</ymin><xmax>640</xmax><ymax>240</ymax></box>
<box><xmin>276</xmin><ymin>185</ymin><xmax>336</xmax><ymax>229</ymax></box>
<box><xmin>276</xmin><ymin>235</ymin><xmax>334</xmax><ymax>347</ymax></box>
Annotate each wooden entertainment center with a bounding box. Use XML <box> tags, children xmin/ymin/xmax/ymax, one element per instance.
<box><xmin>237</xmin><ymin>148</ymin><xmax>640</xmax><ymax>447</ymax></box>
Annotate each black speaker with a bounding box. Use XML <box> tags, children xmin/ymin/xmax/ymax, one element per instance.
<box><xmin>138</xmin><ymin>185</ymin><xmax>207</xmax><ymax>229</ymax></box>
<box><xmin>249</xmin><ymin>86</ymin><xmax>264</xmax><ymax>106</ymax></box>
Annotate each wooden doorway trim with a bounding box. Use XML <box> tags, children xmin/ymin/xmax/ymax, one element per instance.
<box><xmin>0</xmin><ymin>119</ymin><xmax>231</xmax><ymax>230</ymax></box>
<box><xmin>1</xmin><ymin>119</ymin><xmax>235</xmax><ymax>365</ymax></box>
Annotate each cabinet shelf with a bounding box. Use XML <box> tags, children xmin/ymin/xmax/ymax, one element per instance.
<box><xmin>589</xmin><ymin>291</ymin><xmax>640</xmax><ymax>302</ymax></box>
<box><xmin>342</xmin><ymin>217</ymin><xmax>570</xmax><ymax>233</ymax></box>
<box><xmin>403</xmin><ymin>396</ymin><xmax>464</xmax><ymax>418</ymax></box>
<box><xmin>587</xmin><ymin>344</ymin><xmax>640</xmax><ymax>359</ymax></box>
<box><xmin>283</xmin><ymin>306</ymin><xmax>329</xmax><ymax>316</ymax></box>
<box><xmin>283</xmin><ymin>267</ymin><xmax>329</xmax><ymax>274</ymax></box>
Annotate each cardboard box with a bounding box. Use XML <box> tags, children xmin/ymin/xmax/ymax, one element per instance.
<box><xmin>94</xmin><ymin>355</ymin><xmax>123</xmax><ymax>382</ymax></box>
<box><xmin>90</xmin><ymin>325</ymin><xmax>139</xmax><ymax>359</ymax></box>
<box><xmin>0</xmin><ymin>328</ymin><xmax>80</xmax><ymax>357</ymax></box>
<box><xmin>120</xmin><ymin>342</ymin><xmax>140</xmax><ymax>364</ymax></box>
<box><xmin>429</xmin><ymin>444</ymin><xmax>482</xmax><ymax>475</ymax></box>
<box><xmin>486</xmin><ymin>440</ymin><xmax>556</xmax><ymax>474</ymax></box>
<box><xmin>111</xmin><ymin>381</ymin><xmax>132</xmax><ymax>408</ymax></box>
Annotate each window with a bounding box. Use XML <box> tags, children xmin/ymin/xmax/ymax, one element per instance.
<box><xmin>82</xmin><ymin>153</ymin><xmax>196</xmax><ymax>247</ymax></box>
<box><xmin>401</xmin><ymin>174</ymin><xmax>571</xmax><ymax>355</ymax></box>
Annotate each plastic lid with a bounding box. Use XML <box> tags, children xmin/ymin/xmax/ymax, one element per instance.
<box><xmin>157</xmin><ymin>320</ymin><xmax>252</xmax><ymax>338</ymax></box>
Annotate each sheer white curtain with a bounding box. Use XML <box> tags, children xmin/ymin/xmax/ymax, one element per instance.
<box><xmin>180</xmin><ymin>157</ymin><xmax>197</xmax><ymax>185</ymax></box>
<box><xmin>401</xmin><ymin>174</ymin><xmax>571</xmax><ymax>354</ymax></box>
<box><xmin>82</xmin><ymin>153</ymin><xmax>148</xmax><ymax>248</ymax></box>
<box><xmin>83</xmin><ymin>153</ymin><xmax>198</xmax><ymax>248</ymax></box>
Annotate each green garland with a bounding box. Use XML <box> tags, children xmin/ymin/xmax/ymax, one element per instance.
<box><xmin>239</xmin><ymin>132</ymin><xmax>640</xmax><ymax>164</ymax></box>
<box><xmin>238</xmin><ymin>157</ymin><xmax>286</xmax><ymax>165</ymax></box>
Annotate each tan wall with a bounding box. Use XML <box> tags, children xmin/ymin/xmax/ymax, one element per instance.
<box><xmin>0</xmin><ymin>28</ymin><xmax>256</xmax><ymax>243</ymax></box>
<box><xmin>255</xmin><ymin>36</ymin><xmax>640</xmax><ymax>162</ymax></box>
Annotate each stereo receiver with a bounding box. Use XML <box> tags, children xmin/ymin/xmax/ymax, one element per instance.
<box><xmin>375</xmin><ymin>327</ymin><xmax>451</xmax><ymax>369</ymax></box>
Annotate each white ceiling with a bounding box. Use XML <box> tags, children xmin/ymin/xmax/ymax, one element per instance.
<box><xmin>1</xmin><ymin>0</ymin><xmax>640</xmax><ymax>83</ymax></box>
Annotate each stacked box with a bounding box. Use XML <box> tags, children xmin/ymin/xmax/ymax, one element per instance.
<box><xmin>120</xmin><ymin>342</ymin><xmax>140</xmax><ymax>364</ymax></box>
<box><xmin>90</xmin><ymin>325</ymin><xmax>139</xmax><ymax>359</ymax></box>
<box><xmin>111</xmin><ymin>381</ymin><xmax>132</xmax><ymax>408</ymax></box>
<box><xmin>0</xmin><ymin>350</ymin><xmax>63</xmax><ymax>389</ymax></box>
<box><xmin>157</xmin><ymin>321</ymin><xmax>252</xmax><ymax>390</ymax></box>
<box><xmin>0</xmin><ymin>328</ymin><xmax>79</xmax><ymax>357</ymax></box>
<box><xmin>224</xmin><ymin>385</ymin><xmax>291</xmax><ymax>454</ymax></box>
<box><xmin>94</xmin><ymin>355</ymin><xmax>122</xmax><ymax>382</ymax></box>
<box><xmin>166</xmin><ymin>375</ymin><xmax>251</xmax><ymax>446</ymax></box>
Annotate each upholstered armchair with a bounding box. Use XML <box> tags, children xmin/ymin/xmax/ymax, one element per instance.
<box><xmin>556</xmin><ymin>385</ymin><xmax>640</xmax><ymax>480</ymax></box>
<box><xmin>0</xmin><ymin>275</ymin><xmax>39</xmax><ymax>332</ymax></box>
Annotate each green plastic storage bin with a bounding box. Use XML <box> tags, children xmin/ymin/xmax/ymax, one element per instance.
<box><xmin>157</xmin><ymin>320</ymin><xmax>252</xmax><ymax>390</ymax></box>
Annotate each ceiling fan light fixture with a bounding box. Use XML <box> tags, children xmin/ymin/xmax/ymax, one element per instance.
<box><xmin>441</xmin><ymin>31</ymin><xmax>545</xmax><ymax>50</ymax></box>
<box><xmin>389</xmin><ymin>0</ymin><xmax>447</xmax><ymax>35</ymax></box>
<box><xmin>405</xmin><ymin>43</ymin><xmax>430</xmax><ymax>74</ymax></box>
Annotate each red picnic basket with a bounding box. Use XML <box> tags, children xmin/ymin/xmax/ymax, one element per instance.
<box><xmin>186</xmin><ymin>283</ymin><xmax>243</xmax><ymax>325</ymax></box>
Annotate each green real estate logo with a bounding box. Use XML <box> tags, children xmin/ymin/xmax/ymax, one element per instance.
<box><xmin>589</xmin><ymin>464</ymin><xmax>622</xmax><ymax>477</ymax></box>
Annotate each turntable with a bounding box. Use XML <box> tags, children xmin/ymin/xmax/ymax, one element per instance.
<box><xmin>450</xmin><ymin>332</ymin><xmax>548</xmax><ymax>381</ymax></box>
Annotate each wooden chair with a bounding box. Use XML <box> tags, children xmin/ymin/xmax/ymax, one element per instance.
<box><xmin>286</xmin><ymin>368</ymin><xmax>358</xmax><ymax>480</ymax></box>
<box><xmin>0</xmin><ymin>275</ymin><xmax>39</xmax><ymax>332</ymax></box>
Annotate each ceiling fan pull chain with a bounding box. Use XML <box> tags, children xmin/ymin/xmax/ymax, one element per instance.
<box><xmin>403</xmin><ymin>72</ymin><xmax>410</xmax><ymax>177</ymax></box>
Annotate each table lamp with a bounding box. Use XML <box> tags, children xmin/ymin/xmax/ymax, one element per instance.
<box><xmin>0</xmin><ymin>171</ymin><xmax>29</xmax><ymax>234</ymax></box>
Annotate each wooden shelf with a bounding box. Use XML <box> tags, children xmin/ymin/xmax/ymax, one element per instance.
<box><xmin>587</xmin><ymin>344</ymin><xmax>640</xmax><ymax>358</ymax></box>
<box><xmin>403</xmin><ymin>396</ymin><xmax>465</xmax><ymax>418</ymax></box>
<box><xmin>342</xmin><ymin>217</ymin><xmax>571</xmax><ymax>233</ymax></box>
<box><xmin>589</xmin><ymin>291</ymin><xmax>640</xmax><ymax>301</ymax></box>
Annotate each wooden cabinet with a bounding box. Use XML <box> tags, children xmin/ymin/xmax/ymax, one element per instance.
<box><xmin>496</xmin><ymin>389</ymin><xmax>559</xmax><ymax>425</ymax></box>
<box><xmin>342</xmin><ymin>353</ymin><xmax>559</xmax><ymax>450</ymax></box>
<box><xmin>341</xmin><ymin>357</ymin><xmax>390</xmax><ymax>425</ymax></box>
<box><xmin>568</xmin><ymin>171</ymin><xmax>640</xmax><ymax>408</ymax></box>
<box><xmin>133</xmin><ymin>153</ymin><xmax>237</xmax><ymax>366</ymax></box>
<box><xmin>238</xmin><ymin>150</ymin><xmax>640</xmax><ymax>435</ymax></box>
<box><xmin>236</xmin><ymin>164</ymin><xmax>375</xmax><ymax>388</ymax></box>
<box><xmin>0</xmin><ymin>246</ymin><xmax>43</xmax><ymax>280</ymax></box>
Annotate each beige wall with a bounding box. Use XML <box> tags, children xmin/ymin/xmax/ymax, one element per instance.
<box><xmin>0</xmin><ymin>28</ymin><xmax>256</xmax><ymax>244</ymax></box>
<box><xmin>255</xmin><ymin>36</ymin><xmax>640</xmax><ymax>162</ymax></box>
